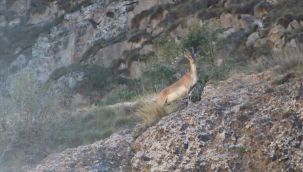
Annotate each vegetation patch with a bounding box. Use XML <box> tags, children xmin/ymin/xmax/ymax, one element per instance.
<box><xmin>55</xmin><ymin>106</ymin><xmax>137</xmax><ymax>147</ymax></box>
<box><xmin>96</xmin><ymin>88</ymin><xmax>137</xmax><ymax>106</ymax></box>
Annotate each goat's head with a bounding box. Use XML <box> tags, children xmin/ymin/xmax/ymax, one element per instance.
<box><xmin>183</xmin><ymin>49</ymin><xmax>196</xmax><ymax>61</ymax></box>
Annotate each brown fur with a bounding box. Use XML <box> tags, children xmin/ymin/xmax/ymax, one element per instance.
<box><xmin>156</xmin><ymin>51</ymin><xmax>197</xmax><ymax>106</ymax></box>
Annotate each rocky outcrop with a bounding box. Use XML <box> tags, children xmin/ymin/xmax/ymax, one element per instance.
<box><xmin>131</xmin><ymin>70</ymin><xmax>303</xmax><ymax>171</ymax></box>
<box><xmin>2</xmin><ymin>0</ymin><xmax>303</xmax><ymax>170</ymax></box>
<box><xmin>32</xmin><ymin>70</ymin><xmax>303</xmax><ymax>171</ymax></box>
<box><xmin>31</xmin><ymin>132</ymin><xmax>134</xmax><ymax>172</ymax></box>
<box><xmin>2</xmin><ymin>0</ymin><xmax>303</xmax><ymax>98</ymax></box>
<box><xmin>1</xmin><ymin>0</ymin><xmax>128</xmax><ymax>80</ymax></box>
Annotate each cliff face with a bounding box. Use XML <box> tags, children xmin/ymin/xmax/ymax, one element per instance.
<box><xmin>1</xmin><ymin>0</ymin><xmax>303</xmax><ymax>171</ymax></box>
<box><xmin>1</xmin><ymin>0</ymin><xmax>303</xmax><ymax>98</ymax></box>
<box><xmin>31</xmin><ymin>70</ymin><xmax>303</xmax><ymax>171</ymax></box>
<box><xmin>2</xmin><ymin>0</ymin><xmax>303</xmax><ymax>98</ymax></box>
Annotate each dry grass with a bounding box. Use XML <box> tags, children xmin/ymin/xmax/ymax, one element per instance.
<box><xmin>248</xmin><ymin>46</ymin><xmax>303</xmax><ymax>73</ymax></box>
<box><xmin>134</xmin><ymin>94</ymin><xmax>166</xmax><ymax>125</ymax></box>
<box><xmin>135</xmin><ymin>101</ymin><xmax>167</xmax><ymax>125</ymax></box>
<box><xmin>272</xmin><ymin>46</ymin><xmax>303</xmax><ymax>72</ymax></box>
<box><xmin>135</xmin><ymin>94</ymin><xmax>180</xmax><ymax>125</ymax></box>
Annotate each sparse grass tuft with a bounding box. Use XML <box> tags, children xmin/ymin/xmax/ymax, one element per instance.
<box><xmin>238</xmin><ymin>145</ymin><xmax>247</xmax><ymax>154</ymax></box>
<box><xmin>135</xmin><ymin>101</ymin><xmax>168</xmax><ymax>125</ymax></box>
<box><xmin>273</xmin><ymin>47</ymin><xmax>303</xmax><ymax>73</ymax></box>
<box><xmin>249</xmin><ymin>46</ymin><xmax>303</xmax><ymax>73</ymax></box>
<box><xmin>134</xmin><ymin>92</ymin><xmax>182</xmax><ymax>126</ymax></box>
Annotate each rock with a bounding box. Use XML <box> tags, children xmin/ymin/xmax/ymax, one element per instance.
<box><xmin>2</xmin><ymin>1</ymin><xmax>303</xmax><ymax>171</ymax></box>
<box><xmin>132</xmin><ymin>70</ymin><xmax>303</xmax><ymax>171</ymax></box>
<box><xmin>246</xmin><ymin>31</ymin><xmax>260</xmax><ymax>47</ymax></box>
<box><xmin>254</xmin><ymin>37</ymin><xmax>268</xmax><ymax>48</ymax></box>
<box><xmin>129</xmin><ymin>61</ymin><xmax>142</xmax><ymax>79</ymax></box>
<box><xmin>218</xmin><ymin>28</ymin><xmax>236</xmax><ymax>39</ymax></box>
<box><xmin>254</xmin><ymin>1</ymin><xmax>272</xmax><ymax>18</ymax></box>
<box><xmin>287</xmin><ymin>20</ymin><xmax>302</xmax><ymax>31</ymax></box>
<box><xmin>220</xmin><ymin>13</ymin><xmax>261</xmax><ymax>32</ymax></box>
<box><xmin>0</xmin><ymin>15</ymin><xmax>6</xmax><ymax>27</ymax></box>
<box><xmin>285</xmin><ymin>39</ymin><xmax>298</xmax><ymax>49</ymax></box>
<box><xmin>28</xmin><ymin>69</ymin><xmax>303</xmax><ymax>171</ymax></box>
<box><xmin>90</xmin><ymin>41</ymin><xmax>126</xmax><ymax>68</ymax></box>
<box><xmin>266</xmin><ymin>0</ymin><xmax>286</xmax><ymax>5</ymax></box>
<box><xmin>267</xmin><ymin>24</ymin><xmax>286</xmax><ymax>49</ymax></box>
<box><xmin>31</xmin><ymin>132</ymin><xmax>134</xmax><ymax>172</ymax></box>
<box><xmin>28</xmin><ymin>2</ymin><xmax>61</xmax><ymax>25</ymax></box>
<box><xmin>220</xmin><ymin>13</ymin><xmax>235</xmax><ymax>29</ymax></box>
<box><xmin>1</xmin><ymin>0</ymin><xmax>129</xmax><ymax>98</ymax></box>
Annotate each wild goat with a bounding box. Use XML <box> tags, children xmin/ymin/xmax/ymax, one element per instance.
<box><xmin>155</xmin><ymin>51</ymin><xmax>198</xmax><ymax>106</ymax></box>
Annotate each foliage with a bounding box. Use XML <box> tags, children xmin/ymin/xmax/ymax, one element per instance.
<box><xmin>141</xmin><ymin>64</ymin><xmax>178</xmax><ymax>92</ymax></box>
<box><xmin>237</xmin><ymin>145</ymin><xmax>246</xmax><ymax>154</ymax></box>
<box><xmin>55</xmin><ymin>106</ymin><xmax>136</xmax><ymax>147</ymax></box>
<box><xmin>0</xmin><ymin>71</ymin><xmax>65</xmax><ymax>171</ymax></box>
<box><xmin>182</xmin><ymin>24</ymin><xmax>223</xmax><ymax>56</ymax></box>
<box><xmin>97</xmin><ymin>89</ymin><xmax>137</xmax><ymax>105</ymax></box>
<box><xmin>153</xmin><ymin>36</ymin><xmax>183</xmax><ymax>63</ymax></box>
<box><xmin>0</xmin><ymin>70</ymin><xmax>138</xmax><ymax>171</ymax></box>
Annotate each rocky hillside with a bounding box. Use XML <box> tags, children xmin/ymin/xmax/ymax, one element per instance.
<box><xmin>31</xmin><ymin>70</ymin><xmax>303</xmax><ymax>171</ymax></box>
<box><xmin>1</xmin><ymin>0</ymin><xmax>303</xmax><ymax>171</ymax></box>
<box><xmin>2</xmin><ymin>0</ymin><xmax>303</xmax><ymax>99</ymax></box>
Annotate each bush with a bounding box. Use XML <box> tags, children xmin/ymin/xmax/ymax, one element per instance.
<box><xmin>182</xmin><ymin>24</ymin><xmax>223</xmax><ymax>57</ymax></box>
<box><xmin>96</xmin><ymin>89</ymin><xmax>137</xmax><ymax>105</ymax></box>
<box><xmin>55</xmin><ymin>106</ymin><xmax>137</xmax><ymax>147</ymax></box>
<box><xmin>0</xmin><ymin>71</ymin><xmax>66</xmax><ymax>171</ymax></box>
<box><xmin>0</xmin><ymin>70</ymin><xmax>138</xmax><ymax>171</ymax></box>
<box><xmin>153</xmin><ymin>36</ymin><xmax>183</xmax><ymax>63</ymax></box>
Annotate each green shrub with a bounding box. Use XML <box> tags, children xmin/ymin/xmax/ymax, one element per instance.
<box><xmin>0</xmin><ymin>69</ymin><xmax>137</xmax><ymax>171</ymax></box>
<box><xmin>182</xmin><ymin>24</ymin><xmax>223</xmax><ymax>57</ymax></box>
<box><xmin>153</xmin><ymin>36</ymin><xmax>183</xmax><ymax>63</ymax></box>
<box><xmin>0</xmin><ymin>71</ymin><xmax>65</xmax><ymax>171</ymax></box>
<box><xmin>97</xmin><ymin>89</ymin><xmax>137</xmax><ymax>105</ymax></box>
<box><xmin>56</xmin><ymin>106</ymin><xmax>137</xmax><ymax>147</ymax></box>
<box><xmin>141</xmin><ymin>64</ymin><xmax>178</xmax><ymax>92</ymax></box>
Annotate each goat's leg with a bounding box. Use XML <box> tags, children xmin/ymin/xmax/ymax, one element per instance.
<box><xmin>188</xmin><ymin>88</ymin><xmax>195</xmax><ymax>104</ymax></box>
<box><xmin>187</xmin><ymin>91</ymin><xmax>191</xmax><ymax>105</ymax></box>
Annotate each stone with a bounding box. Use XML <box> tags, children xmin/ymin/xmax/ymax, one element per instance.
<box><xmin>131</xmin><ymin>70</ymin><xmax>303</xmax><ymax>171</ymax></box>
<box><xmin>287</xmin><ymin>20</ymin><xmax>301</xmax><ymax>31</ymax></box>
<box><xmin>218</xmin><ymin>28</ymin><xmax>236</xmax><ymax>39</ymax></box>
<box><xmin>220</xmin><ymin>13</ymin><xmax>234</xmax><ymax>29</ymax></box>
<box><xmin>267</xmin><ymin>24</ymin><xmax>286</xmax><ymax>49</ymax></box>
<box><xmin>0</xmin><ymin>15</ymin><xmax>7</xmax><ymax>27</ymax></box>
<box><xmin>30</xmin><ymin>132</ymin><xmax>134</xmax><ymax>172</ymax></box>
<box><xmin>246</xmin><ymin>32</ymin><xmax>260</xmax><ymax>47</ymax></box>
<box><xmin>129</xmin><ymin>61</ymin><xmax>142</xmax><ymax>79</ymax></box>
